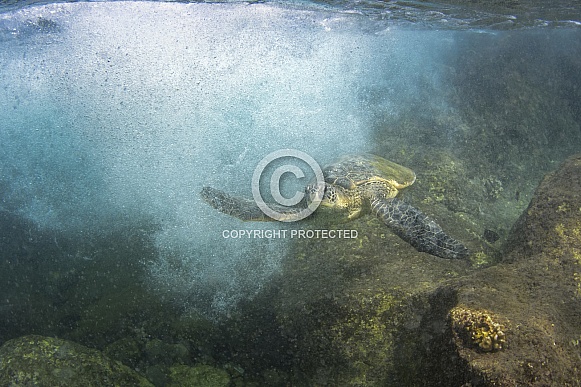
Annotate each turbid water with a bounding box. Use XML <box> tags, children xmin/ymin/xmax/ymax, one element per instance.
<box><xmin>0</xmin><ymin>1</ymin><xmax>580</xmax><ymax>385</ymax></box>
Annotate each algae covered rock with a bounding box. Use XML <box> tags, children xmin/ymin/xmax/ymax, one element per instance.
<box><xmin>168</xmin><ymin>364</ymin><xmax>229</xmax><ymax>387</ymax></box>
<box><xmin>0</xmin><ymin>335</ymin><xmax>153</xmax><ymax>386</ymax></box>
<box><xmin>275</xmin><ymin>213</ymin><xmax>474</xmax><ymax>385</ymax></box>
<box><xmin>434</xmin><ymin>153</ymin><xmax>581</xmax><ymax>385</ymax></box>
<box><xmin>272</xmin><ymin>154</ymin><xmax>581</xmax><ymax>386</ymax></box>
<box><xmin>503</xmin><ymin>154</ymin><xmax>581</xmax><ymax>259</ymax></box>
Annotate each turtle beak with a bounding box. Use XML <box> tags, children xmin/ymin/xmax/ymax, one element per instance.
<box><xmin>306</xmin><ymin>183</ymin><xmax>325</xmax><ymax>204</ymax></box>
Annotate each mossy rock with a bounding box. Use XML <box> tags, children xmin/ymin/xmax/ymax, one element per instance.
<box><xmin>103</xmin><ymin>337</ymin><xmax>143</xmax><ymax>368</ymax></box>
<box><xmin>275</xmin><ymin>216</ymin><xmax>473</xmax><ymax>385</ymax></box>
<box><xmin>271</xmin><ymin>155</ymin><xmax>581</xmax><ymax>385</ymax></box>
<box><xmin>504</xmin><ymin>154</ymin><xmax>581</xmax><ymax>259</ymax></box>
<box><xmin>69</xmin><ymin>283</ymin><xmax>174</xmax><ymax>348</ymax></box>
<box><xmin>412</xmin><ymin>150</ymin><xmax>479</xmax><ymax>214</ymax></box>
<box><xmin>0</xmin><ymin>335</ymin><xmax>153</xmax><ymax>386</ymax></box>
<box><xmin>427</xmin><ymin>154</ymin><xmax>581</xmax><ymax>386</ymax></box>
<box><xmin>168</xmin><ymin>364</ymin><xmax>229</xmax><ymax>387</ymax></box>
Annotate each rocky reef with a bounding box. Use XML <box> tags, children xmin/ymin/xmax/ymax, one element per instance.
<box><xmin>271</xmin><ymin>181</ymin><xmax>477</xmax><ymax>385</ymax></box>
<box><xmin>167</xmin><ymin>364</ymin><xmax>229</xmax><ymax>387</ymax></box>
<box><xmin>1</xmin><ymin>154</ymin><xmax>580</xmax><ymax>386</ymax></box>
<box><xmin>438</xmin><ymin>153</ymin><xmax>581</xmax><ymax>385</ymax></box>
<box><xmin>270</xmin><ymin>153</ymin><xmax>581</xmax><ymax>385</ymax></box>
<box><xmin>0</xmin><ymin>335</ymin><xmax>153</xmax><ymax>386</ymax></box>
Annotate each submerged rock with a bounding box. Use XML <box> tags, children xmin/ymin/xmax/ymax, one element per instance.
<box><xmin>271</xmin><ymin>153</ymin><xmax>581</xmax><ymax>386</ymax></box>
<box><xmin>274</xmin><ymin>204</ymin><xmax>475</xmax><ymax>385</ymax></box>
<box><xmin>432</xmin><ymin>153</ymin><xmax>581</xmax><ymax>385</ymax></box>
<box><xmin>0</xmin><ymin>335</ymin><xmax>153</xmax><ymax>386</ymax></box>
<box><xmin>503</xmin><ymin>154</ymin><xmax>581</xmax><ymax>259</ymax></box>
<box><xmin>168</xmin><ymin>364</ymin><xmax>230</xmax><ymax>387</ymax></box>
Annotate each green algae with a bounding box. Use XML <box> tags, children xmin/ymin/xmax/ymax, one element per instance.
<box><xmin>168</xmin><ymin>364</ymin><xmax>230</xmax><ymax>387</ymax></box>
<box><xmin>444</xmin><ymin>154</ymin><xmax>581</xmax><ymax>385</ymax></box>
<box><xmin>0</xmin><ymin>335</ymin><xmax>153</xmax><ymax>386</ymax></box>
<box><xmin>273</xmin><ymin>213</ymin><xmax>473</xmax><ymax>385</ymax></box>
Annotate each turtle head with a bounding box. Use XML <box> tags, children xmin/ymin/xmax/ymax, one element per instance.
<box><xmin>306</xmin><ymin>183</ymin><xmax>349</xmax><ymax>210</ymax></box>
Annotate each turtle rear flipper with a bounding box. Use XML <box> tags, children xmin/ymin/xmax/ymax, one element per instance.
<box><xmin>200</xmin><ymin>186</ymin><xmax>272</xmax><ymax>221</ymax></box>
<box><xmin>370</xmin><ymin>197</ymin><xmax>470</xmax><ymax>260</ymax></box>
<box><xmin>200</xmin><ymin>186</ymin><xmax>305</xmax><ymax>222</ymax></box>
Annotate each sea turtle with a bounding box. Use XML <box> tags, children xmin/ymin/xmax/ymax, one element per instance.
<box><xmin>200</xmin><ymin>154</ymin><xmax>469</xmax><ymax>260</ymax></box>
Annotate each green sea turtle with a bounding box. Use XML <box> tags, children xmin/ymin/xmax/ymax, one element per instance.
<box><xmin>200</xmin><ymin>154</ymin><xmax>469</xmax><ymax>260</ymax></box>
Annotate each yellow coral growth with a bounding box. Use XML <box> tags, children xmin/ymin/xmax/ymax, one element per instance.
<box><xmin>325</xmin><ymin>291</ymin><xmax>403</xmax><ymax>385</ymax></box>
<box><xmin>553</xmin><ymin>222</ymin><xmax>581</xmax><ymax>298</ymax></box>
<box><xmin>450</xmin><ymin>307</ymin><xmax>506</xmax><ymax>352</ymax></box>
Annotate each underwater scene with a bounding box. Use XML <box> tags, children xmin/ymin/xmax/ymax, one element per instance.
<box><xmin>0</xmin><ymin>0</ymin><xmax>581</xmax><ymax>385</ymax></box>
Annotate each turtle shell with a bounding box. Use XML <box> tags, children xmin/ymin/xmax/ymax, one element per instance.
<box><xmin>323</xmin><ymin>154</ymin><xmax>416</xmax><ymax>190</ymax></box>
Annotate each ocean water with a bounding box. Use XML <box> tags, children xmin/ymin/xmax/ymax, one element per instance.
<box><xmin>1</xmin><ymin>2</ymin><xmax>380</xmax><ymax>315</ymax></box>
<box><xmin>0</xmin><ymin>0</ymin><xmax>580</xmax><ymax>385</ymax></box>
<box><xmin>0</xmin><ymin>1</ymin><xmax>468</xmax><ymax>316</ymax></box>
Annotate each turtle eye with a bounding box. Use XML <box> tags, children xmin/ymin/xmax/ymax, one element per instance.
<box><xmin>323</xmin><ymin>186</ymin><xmax>336</xmax><ymax>203</ymax></box>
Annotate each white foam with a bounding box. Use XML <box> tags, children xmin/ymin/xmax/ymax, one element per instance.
<box><xmin>0</xmin><ymin>2</ymin><xmax>455</xmax><ymax>316</ymax></box>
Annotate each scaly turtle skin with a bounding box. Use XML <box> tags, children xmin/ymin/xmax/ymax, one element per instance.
<box><xmin>200</xmin><ymin>154</ymin><xmax>469</xmax><ymax>260</ymax></box>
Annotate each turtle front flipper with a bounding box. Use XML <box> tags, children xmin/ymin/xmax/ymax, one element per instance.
<box><xmin>200</xmin><ymin>186</ymin><xmax>305</xmax><ymax>222</ymax></box>
<box><xmin>370</xmin><ymin>197</ymin><xmax>470</xmax><ymax>260</ymax></box>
